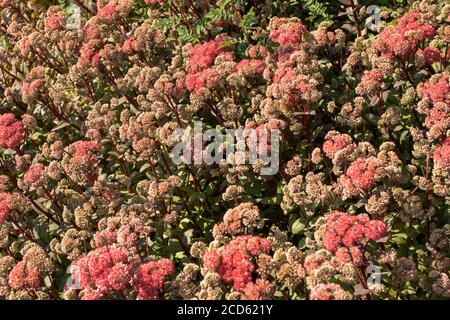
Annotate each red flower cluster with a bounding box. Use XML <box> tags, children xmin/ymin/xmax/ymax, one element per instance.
<box><xmin>434</xmin><ymin>137</ymin><xmax>450</xmax><ymax>168</ymax></box>
<box><xmin>0</xmin><ymin>113</ymin><xmax>25</xmax><ymax>149</ymax></box>
<box><xmin>417</xmin><ymin>72</ymin><xmax>450</xmax><ymax>105</ymax></box>
<box><xmin>8</xmin><ymin>261</ymin><xmax>41</xmax><ymax>290</ymax></box>
<box><xmin>65</xmin><ymin>140</ymin><xmax>100</xmax><ymax>184</ymax></box>
<box><xmin>133</xmin><ymin>258</ymin><xmax>175</xmax><ymax>300</ymax></box>
<box><xmin>314</xmin><ymin>29</ymin><xmax>336</xmax><ymax>47</ymax></box>
<box><xmin>334</xmin><ymin>246</ymin><xmax>364</xmax><ymax>267</ymax></box>
<box><xmin>23</xmin><ymin>164</ymin><xmax>45</xmax><ymax>187</ymax></box>
<box><xmin>185</xmin><ymin>68</ymin><xmax>220</xmax><ymax>94</ymax></box>
<box><xmin>98</xmin><ymin>3</ymin><xmax>118</xmax><ymax>20</ymax></box>
<box><xmin>273</xmin><ymin>66</ymin><xmax>295</xmax><ymax>85</ymax></box>
<box><xmin>269</xmin><ymin>18</ymin><xmax>307</xmax><ymax>46</ymax></box>
<box><xmin>78</xmin><ymin>40</ymin><xmax>102</xmax><ymax>69</ymax></box>
<box><xmin>322</xmin><ymin>132</ymin><xmax>353</xmax><ymax>159</ymax></box>
<box><xmin>188</xmin><ymin>39</ymin><xmax>226</xmax><ymax>73</ymax></box>
<box><xmin>241</xmin><ymin>279</ymin><xmax>274</xmax><ymax>300</ymax></box>
<box><xmin>73</xmin><ymin>246</ymin><xmax>174</xmax><ymax>300</ymax></box>
<box><xmin>356</xmin><ymin>69</ymin><xmax>384</xmax><ymax>95</ymax></box>
<box><xmin>44</xmin><ymin>6</ymin><xmax>65</xmax><ymax>32</ymax></box>
<box><xmin>420</xmin><ymin>47</ymin><xmax>442</xmax><ymax>65</ymax></box>
<box><xmin>339</xmin><ymin>157</ymin><xmax>382</xmax><ymax>196</ymax></box>
<box><xmin>84</xmin><ymin>23</ymin><xmax>102</xmax><ymax>40</ymax></box>
<box><xmin>0</xmin><ymin>192</ymin><xmax>12</xmax><ymax>224</ymax></box>
<box><xmin>185</xmin><ymin>38</ymin><xmax>232</xmax><ymax>94</ymax></box>
<box><xmin>235</xmin><ymin>59</ymin><xmax>265</xmax><ymax>76</ymax></box>
<box><xmin>424</xmin><ymin>102</ymin><xmax>449</xmax><ymax>131</ymax></box>
<box><xmin>271</xmin><ymin>66</ymin><xmax>318</xmax><ymax>106</ymax></box>
<box><xmin>373</xmin><ymin>11</ymin><xmax>435</xmax><ymax>59</ymax></box>
<box><xmin>75</xmin><ymin>246</ymin><xmax>134</xmax><ymax>296</ymax></box>
<box><xmin>304</xmin><ymin>251</ymin><xmax>330</xmax><ymax>275</ymax></box>
<box><xmin>322</xmin><ymin>211</ymin><xmax>387</xmax><ymax>253</ymax></box>
<box><xmin>203</xmin><ymin>235</ymin><xmax>271</xmax><ymax>292</ymax></box>
<box><xmin>68</xmin><ymin>140</ymin><xmax>100</xmax><ymax>161</ymax></box>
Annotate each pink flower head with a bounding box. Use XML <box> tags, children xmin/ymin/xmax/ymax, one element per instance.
<box><xmin>364</xmin><ymin>220</ymin><xmax>387</xmax><ymax>240</ymax></box>
<box><xmin>314</xmin><ymin>29</ymin><xmax>336</xmax><ymax>47</ymax></box>
<box><xmin>342</xmin><ymin>224</ymin><xmax>365</xmax><ymax>248</ymax></box>
<box><xmin>304</xmin><ymin>251</ymin><xmax>330</xmax><ymax>275</ymax></box>
<box><xmin>78</xmin><ymin>39</ymin><xmax>102</xmax><ymax>69</ymax></box>
<box><xmin>434</xmin><ymin>137</ymin><xmax>450</xmax><ymax>168</ymax></box>
<box><xmin>417</xmin><ymin>72</ymin><xmax>450</xmax><ymax>105</ymax></box>
<box><xmin>0</xmin><ymin>113</ymin><xmax>25</xmax><ymax>149</ymax></box>
<box><xmin>244</xmin><ymin>122</ymin><xmax>278</xmax><ymax>156</ymax></box>
<box><xmin>0</xmin><ymin>192</ymin><xmax>12</xmax><ymax>224</ymax></box>
<box><xmin>241</xmin><ymin>279</ymin><xmax>275</xmax><ymax>300</ymax></box>
<box><xmin>23</xmin><ymin>164</ymin><xmax>45</xmax><ymax>187</ymax></box>
<box><xmin>74</xmin><ymin>246</ymin><xmax>132</xmax><ymax>295</ymax></box>
<box><xmin>17</xmin><ymin>36</ymin><xmax>31</xmax><ymax>57</ymax></box>
<box><xmin>423</xmin><ymin>47</ymin><xmax>441</xmax><ymax>65</ymax></box>
<box><xmin>202</xmin><ymin>249</ymin><xmax>221</xmax><ymax>270</ymax></box>
<box><xmin>84</xmin><ymin>23</ymin><xmax>101</xmax><ymax>40</ymax></box>
<box><xmin>269</xmin><ymin>18</ymin><xmax>307</xmax><ymax>46</ymax></box>
<box><xmin>272</xmin><ymin>66</ymin><xmax>295</xmax><ymax>85</ymax></box>
<box><xmin>44</xmin><ymin>6</ymin><xmax>65</xmax><ymax>32</ymax></box>
<box><xmin>107</xmin><ymin>263</ymin><xmax>132</xmax><ymax>291</ymax></box>
<box><xmin>21</xmin><ymin>79</ymin><xmax>45</xmax><ymax>104</ymax></box>
<box><xmin>123</xmin><ymin>38</ymin><xmax>138</xmax><ymax>54</ymax></box>
<box><xmin>219</xmin><ymin>203</ymin><xmax>262</xmax><ymax>236</ymax></box>
<box><xmin>323</xmin><ymin>212</ymin><xmax>386</xmax><ymax>252</ymax></box>
<box><xmin>188</xmin><ymin>39</ymin><xmax>227</xmax><ymax>73</ymax></box>
<box><xmin>185</xmin><ymin>68</ymin><xmax>220</xmax><ymax>94</ymax></box>
<box><xmin>70</xmin><ymin>140</ymin><xmax>100</xmax><ymax>159</ymax></box>
<box><xmin>356</xmin><ymin>69</ymin><xmax>384</xmax><ymax>96</ymax></box>
<box><xmin>323</xmin><ymin>132</ymin><xmax>353</xmax><ymax>159</ymax></box>
<box><xmin>203</xmin><ymin>235</ymin><xmax>271</xmax><ymax>292</ymax></box>
<box><xmin>339</xmin><ymin>157</ymin><xmax>382</xmax><ymax>196</ymax></box>
<box><xmin>0</xmin><ymin>0</ymin><xmax>12</xmax><ymax>8</ymax></box>
<box><xmin>235</xmin><ymin>59</ymin><xmax>265</xmax><ymax>76</ymax></box>
<box><xmin>373</xmin><ymin>11</ymin><xmax>435</xmax><ymax>60</ymax></box>
<box><xmin>65</xmin><ymin>140</ymin><xmax>101</xmax><ymax>184</ymax></box>
<box><xmin>133</xmin><ymin>258</ymin><xmax>175</xmax><ymax>300</ymax></box>
<box><xmin>335</xmin><ymin>246</ymin><xmax>363</xmax><ymax>267</ymax></box>
<box><xmin>424</xmin><ymin>102</ymin><xmax>449</xmax><ymax>130</ymax></box>
<box><xmin>98</xmin><ymin>3</ymin><xmax>118</xmax><ymax>22</ymax></box>
<box><xmin>8</xmin><ymin>261</ymin><xmax>41</xmax><ymax>289</ymax></box>
<box><xmin>94</xmin><ymin>230</ymin><xmax>117</xmax><ymax>247</ymax></box>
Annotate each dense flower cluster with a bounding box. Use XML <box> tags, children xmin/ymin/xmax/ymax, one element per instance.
<box><xmin>0</xmin><ymin>193</ymin><xmax>12</xmax><ymax>224</ymax></box>
<box><xmin>203</xmin><ymin>235</ymin><xmax>271</xmax><ymax>292</ymax></box>
<box><xmin>373</xmin><ymin>11</ymin><xmax>436</xmax><ymax>59</ymax></box>
<box><xmin>322</xmin><ymin>212</ymin><xmax>387</xmax><ymax>253</ymax></box>
<box><xmin>339</xmin><ymin>157</ymin><xmax>382</xmax><ymax>197</ymax></box>
<box><xmin>0</xmin><ymin>113</ymin><xmax>24</xmax><ymax>149</ymax></box>
<box><xmin>269</xmin><ymin>18</ymin><xmax>308</xmax><ymax>46</ymax></box>
<box><xmin>0</xmin><ymin>0</ymin><xmax>448</xmax><ymax>300</ymax></box>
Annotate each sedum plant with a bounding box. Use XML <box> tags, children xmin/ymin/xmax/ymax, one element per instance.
<box><xmin>0</xmin><ymin>0</ymin><xmax>448</xmax><ymax>300</ymax></box>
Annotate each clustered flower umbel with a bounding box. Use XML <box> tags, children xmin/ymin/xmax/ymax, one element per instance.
<box><xmin>0</xmin><ymin>0</ymin><xmax>448</xmax><ymax>300</ymax></box>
